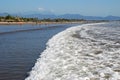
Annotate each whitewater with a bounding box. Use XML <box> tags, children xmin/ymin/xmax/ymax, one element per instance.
<box><xmin>25</xmin><ymin>22</ymin><xmax>120</xmax><ymax>80</ymax></box>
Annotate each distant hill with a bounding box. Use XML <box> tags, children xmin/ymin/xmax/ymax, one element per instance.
<box><xmin>23</xmin><ymin>14</ymin><xmax>120</xmax><ymax>20</ymax></box>
<box><xmin>23</xmin><ymin>14</ymin><xmax>56</xmax><ymax>19</ymax></box>
<box><xmin>103</xmin><ymin>15</ymin><xmax>120</xmax><ymax>20</ymax></box>
<box><xmin>0</xmin><ymin>13</ymin><xmax>9</xmax><ymax>17</ymax></box>
<box><xmin>0</xmin><ymin>13</ymin><xmax>120</xmax><ymax>20</ymax></box>
<box><xmin>57</xmin><ymin>14</ymin><xmax>84</xmax><ymax>19</ymax></box>
<box><xmin>61</xmin><ymin>14</ymin><xmax>120</xmax><ymax>20</ymax></box>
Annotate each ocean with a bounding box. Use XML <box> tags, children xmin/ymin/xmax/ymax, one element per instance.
<box><xmin>25</xmin><ymin>21</ymin><xmax>120</xmax><ymax>80</ymax></box>
<box><xmin>0</xmin><ymin>23</ymin><xmax>80</xmax><ymax>80</ymax></box>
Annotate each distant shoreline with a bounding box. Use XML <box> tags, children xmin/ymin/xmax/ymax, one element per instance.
<box><xmin>0</xmin><ymin>21</ymin><xmax>106</xmax><ymax>25</ymax></box>
<box><xmin>0</xmin><ymin>15</ymin><xmax>109</xmax><ymax>25</ymax></box>
<box><xmin>0</xmin><ymin>21</ymin><xmax>83</xmax><ymax>25</ymax></box>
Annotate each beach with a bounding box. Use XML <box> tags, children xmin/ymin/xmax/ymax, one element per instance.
<box><xmin>0</xmin><ymin>20</ymin><xmax>104</xmax><ymax>25</ymax></box>
<box><xmin>0</xmin><ymin>22</ymin><xmax>80</xmax><ymax>25</ymax></box>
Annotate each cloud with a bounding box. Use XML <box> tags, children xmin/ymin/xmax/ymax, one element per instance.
<box><xmin>38</xmin><ymin>7</ymin><xmax>45</xmax><ymax>11</ymax></box>
<box><xmin>37</xmin><ymin>7</ymin><xmax>54</xmax><ymax>14</ymax></box>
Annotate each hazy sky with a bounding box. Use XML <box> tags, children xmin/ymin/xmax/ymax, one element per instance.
<box><xmin>0</xmin><ymin>0</ymin><xmax>120</xmax><ymax>16</ymax></box>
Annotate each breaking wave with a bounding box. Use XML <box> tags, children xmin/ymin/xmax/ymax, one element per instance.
<box><xmin>25</xmin><ymin>22</ymin><xmax>120</xmax><ymax>80</ymax></box>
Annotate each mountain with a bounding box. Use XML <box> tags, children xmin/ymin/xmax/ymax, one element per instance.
<box><xmin>0</xmin><ymin>12</ymin><xmax>120</xmax><ymax>20</ymax></box>
<box><xmin>23</xmin><ymin>14</ymin><xmax>56</xmax><ymax>19</ymax></box>
<box><xmin>0</xmin><ymin>13</ymin><xmax>9</xmax><ymax>16</ymax></box>
<box><xmin>103</xmin><ymin>15</ymin><xmax>120</xmax><ymax>20</ymax></box>
<box><xmin>57</xmin><ymin>14</ymin><xmax>120</xmax><ymax>20</ymax></box>
<box><xmin>24</xmin><ymin>14</ymin><xmax>120</xmax><ymax>20</ymax></box>
<box><xmin>57</xmin><ymin>14</ymin><xmax>84</xmax><ymax>19</ymax></box>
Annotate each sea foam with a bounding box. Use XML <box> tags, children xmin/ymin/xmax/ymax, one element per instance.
<box><xmin>25</xmin><ymin>22</ymin><xmax>120</xmax><ymax>80</ymax></box>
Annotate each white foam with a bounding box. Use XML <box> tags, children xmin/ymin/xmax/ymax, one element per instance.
<box><xmin>25</xmin><ymin>22</ymin><xmax>120</xmax><ymax>80</ymax></box>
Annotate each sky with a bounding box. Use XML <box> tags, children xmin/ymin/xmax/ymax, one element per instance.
<box><xmin>0</xmin><ymin>0</ymin><xmax>120</xmax><ymax>16</ymax></box>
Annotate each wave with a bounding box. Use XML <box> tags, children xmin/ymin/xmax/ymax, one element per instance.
<box><xmin>25</xmin><ymin>22</ymin><xmax>120</xmax><ymax>80</ymax></box>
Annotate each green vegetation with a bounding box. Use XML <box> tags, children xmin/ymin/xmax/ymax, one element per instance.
<box><xmin>0</xmin><ymin>15</ymin><xmax>39</xmax><ymax>22</ymax></box>
<box><xmin>0</xmin><ymin>15</ymin><xmax>86</xmax><ymax>22</ymax></box>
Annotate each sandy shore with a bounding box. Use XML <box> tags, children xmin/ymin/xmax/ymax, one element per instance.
<box><xmin>0</xmin><ymin>22</ymin><xmax>35</xmax><ymax>25</ymax></box>
<box><xmin>0</xmin><ymin>21</ymin><xmax>86</xmax><ymax>25</ymax></box>
<box><xmin>0</xmin><ymin>22</ymin><xmax>52</xmax><ymax>25</ymax></box>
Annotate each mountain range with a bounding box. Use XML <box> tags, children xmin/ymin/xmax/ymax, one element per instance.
<box><xmin>0</xmin><ymin>12</ymin><xmax>120</xmax><ymax>20</ymax></box>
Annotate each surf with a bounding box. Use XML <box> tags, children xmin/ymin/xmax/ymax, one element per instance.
<box><xmin>25</xmin><ymin>22</ymin><xmax>120</xmax><ymax>80</ymax></box>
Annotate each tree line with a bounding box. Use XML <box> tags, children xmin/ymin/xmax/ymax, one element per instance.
<box><xmin>0</xmin><ymin>15</ymin><xmax>38</xmax><ymax>22</ymax></box>
<box><xmin>0</xmin><ymin>15</ymin><xmax>86</xmax><ymax>22</ymax></box>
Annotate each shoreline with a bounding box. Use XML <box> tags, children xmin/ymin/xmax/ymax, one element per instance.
<box><xmin>0</xmin><ymin>21</ymin><xmax>105</xmax><ymax>25</ymax></box>
<box><xmin>26</xmin><ymin>22</ymin><xmax>120</xmax><ymax>80</ymax></box>
<box><xmin>0</xmin><ymin>22</ymin><xmax>82</xmax><ymax>25</ymax></box>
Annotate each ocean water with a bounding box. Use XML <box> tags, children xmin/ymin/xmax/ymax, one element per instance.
<box><xmin>0</xmin><ymin>23</ymin><xmax>80</xmax><ymax>80</ymax></box>
<box><xmin>25</xmin><ymin>22</ymin><xmax>120</xmax><ymax>80</ymax></box>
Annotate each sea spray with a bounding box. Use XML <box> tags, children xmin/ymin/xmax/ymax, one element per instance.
<box><xmin>26</xmin><ymin>22</ymin><xmax>120</xmax><ymax>80</ymax></box>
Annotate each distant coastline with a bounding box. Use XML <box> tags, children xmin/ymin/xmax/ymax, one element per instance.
<box><xmin>0</xmin><ymin>21</ymin><xmax>107</xmax><ymax>25</ymax></box>
<box><xmin>0</xmin><ymin>21</ymin><xmax>82</xmax><ymax>25</ymax></box>
<box><xmin>0</xmin><ymin>15</ymin><xmax>108</xmax><ymax>25</ymax></box>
